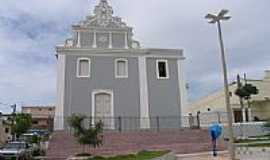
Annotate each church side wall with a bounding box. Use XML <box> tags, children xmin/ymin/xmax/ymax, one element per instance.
<box><xmin>146</xmin><ymin>58</ymin><xmax>182</xmax><ymax>129</ymax></box>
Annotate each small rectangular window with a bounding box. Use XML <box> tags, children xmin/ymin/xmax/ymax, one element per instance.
<box><xmin>77</xmin><ymin>58</ymin><xmax>91</xmax><ymax>78</ymax></box>
<box><xmin>115</xmin><ymin>58</ymin><xmax>128</xmax><ymax>78</ymax></box>
<box><xmin>156</xmin><ymin>60</ymin><xmax>169</xmax><ymax>79</ymax></box>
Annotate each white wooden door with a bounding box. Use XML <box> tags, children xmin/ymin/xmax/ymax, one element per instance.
<box><xmin>95</xmin><ymin>93</ymin><xmax>112</xmax><ymax>129</ymax></box>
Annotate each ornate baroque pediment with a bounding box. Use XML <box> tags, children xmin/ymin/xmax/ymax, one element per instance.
<box><xmin>79</xmin><ymin>0</ymin><xmax>128</xmax><ymax>28</ymax></box>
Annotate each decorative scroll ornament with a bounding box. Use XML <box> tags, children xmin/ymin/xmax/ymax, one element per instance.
<box><xmin>80</xmin><ymin>0</ymin><xmax>128</xmax><ymax>28</ymax></box>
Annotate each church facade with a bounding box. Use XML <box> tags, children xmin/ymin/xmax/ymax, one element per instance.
<box><xmin>54</xmin><ymin>0</ymin><xmax>187</xmax><ymax>130</ymax></box>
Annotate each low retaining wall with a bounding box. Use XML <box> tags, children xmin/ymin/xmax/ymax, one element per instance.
<box><xmin>233</xmin><ymin>122</ymin><xmax>269</xmax><ymax>138</ymax></box>
<box><xmin>200</xmin><ymin>122</ymin><xmax>269</xmax><ymax>138</ymax></box>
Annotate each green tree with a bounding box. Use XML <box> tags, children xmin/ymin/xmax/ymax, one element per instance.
<box><xmin>67</xmin><ymin>114</ymin><xmax>104</xmax><ymax>155</ymax></box>
<box><xmin>235</xmin><ymin>75</ymin><xmax>259</xmax><ymax>110</ymax></box>
<box><xmin>12</xmin><ymin>113</ymin><xmax>32</xmax><ymax>138</ymax></box>
<box><xmin>78</xmin><ymin>121</ymin><xmax>103</xmax><ymax>152</ymax></box>
<box><xmin>67</xmin><ymin>114</ymin><xmax>86</xmax><ymax>137</ymax></box>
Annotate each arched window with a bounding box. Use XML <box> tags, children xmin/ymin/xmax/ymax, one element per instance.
<box><xmin>77</xmin><ymin>58</ymin><xmax>91</xmax><ymax>78</ymax></box>
<box><xmin>115</xmin><ymin>58</ymin><xmax>128</xmax><ymax>78</ymax></box>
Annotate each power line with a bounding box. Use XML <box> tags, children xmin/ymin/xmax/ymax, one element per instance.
<box><xmin>0</xmin><ymin>102</ymin><xmax>11</xmax><ymax>106</ymax></box>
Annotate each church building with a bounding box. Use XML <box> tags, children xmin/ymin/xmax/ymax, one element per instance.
<box><xmin>54</xmin><ymin>0</ymin><xmax>187</xmax><ymax>130</ymax></box>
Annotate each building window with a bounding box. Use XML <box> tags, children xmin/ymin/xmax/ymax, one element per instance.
<box><xmin>115</xmin><ymin>58</ymin><xmax>128</xmax><ymax>78</ymax></box>
<box><xmin>156</xmin><ymin>59</ymin><xmax>169</xmax><ymax>79</ymax></box>
<box><xmin>33</xmin><ymin>120</ymin><xmax>38</xmax><ymax>125</ymax></box>
<box><xmin>5</xmin><ymin>128</ymin><xmax>9</xmax><ymax>133</ymax></box>
<box><xmin>77</xmin><ymin>58</ymin><xmax>91</xmax><ymax>78</ymax></box>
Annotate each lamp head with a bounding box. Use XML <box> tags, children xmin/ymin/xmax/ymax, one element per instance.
<box><xmin>205</xmin><ymin>9</ymin><xmax>231</xmax><ymax>23</ymax></box>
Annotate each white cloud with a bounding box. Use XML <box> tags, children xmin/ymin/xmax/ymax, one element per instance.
<box><xmin>0</xmin><ymin>0</ymin><xmax>269</xmax><ymax>112</ymax></box>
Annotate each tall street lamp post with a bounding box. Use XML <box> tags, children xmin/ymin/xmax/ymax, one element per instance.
<box><xmin>205</xmin><ymin>10</ymin><xmax>236</xmax><ymax>160</ymax></box>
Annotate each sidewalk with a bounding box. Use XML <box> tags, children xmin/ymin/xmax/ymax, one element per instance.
<box><xmin>177</xmin><ymin>151</ymin><xmax>229</xmax><ymax>160</ymax></box>
<box><xmin>177</xmin><ymin>148</ymin><xmax>270</xmax><ymax>160</ymax></box>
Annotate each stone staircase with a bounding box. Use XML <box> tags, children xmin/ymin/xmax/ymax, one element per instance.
<box><xmin>46</xmin><ymin>129</ymin><xmax>226</xmax><ymax>160</ymax></box>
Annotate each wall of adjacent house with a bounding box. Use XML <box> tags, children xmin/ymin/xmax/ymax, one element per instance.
<box><xmin>22</xmin><ymin>107</ymin><xmax>55</xmax><ymax>117</ymax></box>
<box><xmin>252</xmin><ymin>101</ymin><xmax>270</xmax><ymax>121</ymax></box>
<box><xmin>0</xmin><ymin>119</ymin><xmax>11</xmax><ymax>145</ymax></box>
<box><xmin>64</xmin><ymin>55</ymin><xmax>141</xmax><ymax>129</ymax></box>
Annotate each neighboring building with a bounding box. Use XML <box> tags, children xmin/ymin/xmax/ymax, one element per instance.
<box><xmin>22</xmin><ymin>106</ymin><xmax>55</xmax><ymax>131</ymax></box>
<box><xmin>0</xmin><ymin>115</ymin><xmax>12</xmax><ymax>145</ymax></box>
<box><xmin>185</xmin><ymin>70</ymin><xmax>270</xmax><ymax>123</ymax></box>
<box><xmin>54</xmin><ymin>0</ymin><xmax>187</xmax><ymax>130</ymax></box>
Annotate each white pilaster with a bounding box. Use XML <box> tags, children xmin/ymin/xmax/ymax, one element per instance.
<box><xmin>248</xmin><ymin>108</ymin><xmax>252</xmax><ymax>122</ymax></box>
<box><xmin>54</xmin><ymin>54</ymin><xmax>66</xmax><ymax>130</ymax></box>
<box><xmin>242</xmin><ymin>108</ymin><xmax>246</xmax><ymax>122</ymax></box>
<box><xmin>177</xmin><ymin>59</ymin><xmax>187</xmax><ymax>123</ymax></box>
<box><xmin>109</xmin><ymin>32</ymin><xmax>112</xmax><ymax>49</ymax></box>
<box><xmin>138</xmin><ymin>56</ymin><xmax>150</xmax><ymax>129</ymax></box>
<box><xmin>92</xmin><ymin>31</ymin><xmax>97</xmax><ymax>48</ymax></box>
<box><xmin>77</xmin><ymin>32</ymin><xmax>81</xmax><ymax>48</ymax></box>
<box><xmin>124</xmin><ymin>32</ymin><xmax>128</xmax><ymax>49</ymax></box>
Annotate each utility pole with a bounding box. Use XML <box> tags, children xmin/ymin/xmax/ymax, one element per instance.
<box><xmin>205</xmin><ymin>10</ymin><xmax>236</xmax><ymax>160</ymax></box>
<box><xmin>10</xmin><ymin>104</ymin><xmax>16</xmax><ymax>141</ymax></box>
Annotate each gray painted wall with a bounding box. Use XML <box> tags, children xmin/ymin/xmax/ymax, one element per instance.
<box><xmin>63</xmin><ymin>54</ymin><xmax>141</xmax><ymax>129</ymax></box>
<box><xmin>62</xmin><ymin>52</ymin><xmax>183</xmax><ymax>130</ymax></box>
<box><xmin>146</xmin><ymin>58</ymin><xmax>182</xmax><ymax>128</ymax></box>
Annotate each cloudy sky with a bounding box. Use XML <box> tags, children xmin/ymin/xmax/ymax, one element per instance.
<box><xmin>0</xmin><ymin>0</ymin><xmax>269</xmax><ymax>113</ymax></box>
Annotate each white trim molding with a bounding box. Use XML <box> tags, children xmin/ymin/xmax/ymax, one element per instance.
<box><xmin>156</xmin><ymin>59</ymin><xmax>170</xmax><ymax>80</ymax></box>
<box><xmin>92</xmin><ymin>31</ymin><xmax>97</xmax><ymax>48</ymax></box>
<box><xmin>138</xmin><ymin>56</ymin><xmax>150</xmax><ymax>129</ymax></box>
<box><xmin>77</xmin><ymin>31</ymin><xmax>81</xmax><ymax>48</ymax></box>
<box><xmin>177</xmin><ymin>59</ymin><xmax>187</xmax><ymax>125</ymax></box>
<box><xmin>109</xmin><ymin>32</ymin><xmax>112</xmax><ymax>49</ymax></box>
<box><xmin>54</xmin><ymin>54</ymin><xmax>66</xmax><ymax>130</ymax></box>
<box><xmin>76</xmin><ymin>57</ymin><xmax>91</xmax><ymax>78</ymax></box>
<box><xmin>91</xmin><ymin>89</ymin><xmax>114</xmax><ymax>129</ymax></box>
<box><xmin>114</xmin><ymin>58</ymin><xmax>128</xmax><ymax>78</ymax></box>
<box><xmin>124</xmin><ymin>32</ymin><xmax>128</xmax><ymax>49</ymax></box>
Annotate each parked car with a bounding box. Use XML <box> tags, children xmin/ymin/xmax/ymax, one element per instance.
<box><xmin>0</xmin><ymin>141</ymin><xmax>33</xmax><ymax>160</ymax></box>
<box><xmin>19</xmin><ymin>133</ymin><xmax>45</xmax><ymax>157</ymax></box>
<box><xmin>28</xmin><ymin>129</ymin><xmax>49</xmax><ymax>138</ymax></box>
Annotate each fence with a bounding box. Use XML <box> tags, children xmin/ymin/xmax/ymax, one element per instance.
<box><xmin>59</xmin><ymin>116</ymin><xmax>196</xmax><ymax>132</ymax></box>
<box><xmin>52</xmin><ymin>112</ymin><xmax>270</xmax><ymax>135</ymax></box>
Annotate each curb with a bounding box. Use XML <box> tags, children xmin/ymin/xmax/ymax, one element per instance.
<box><xmin>176</xmin><ymin>151</ymin><xmax>228</xmax><ymax>158</ymax></box>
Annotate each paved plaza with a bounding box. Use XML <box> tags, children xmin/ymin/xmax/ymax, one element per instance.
<box><xmin>177</xmin><ymin>148</ymin><xmax>270</xmax><ymax>160</ymax></box>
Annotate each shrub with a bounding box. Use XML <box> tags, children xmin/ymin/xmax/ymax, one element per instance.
<box><xmin>67</xmin><ymin>114</ymin><xmax>104</xmax><ymax>155</ymax></box>
<box><xmin>264</xmin><ymin>120</ymin><xmax>270</xmax><ymax>128</ymax></box>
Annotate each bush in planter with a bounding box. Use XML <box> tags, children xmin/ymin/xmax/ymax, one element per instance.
<box><xmin>67</xmin><ymin>114</ymin><xmax>104</xmax><ymax>155</ymax></box>
<box><xmin>78</xmin><ymin>121</ymin><xmax>103</xmax><ymax>151</ymax></box>
<box><xmin>67</xmin><ymin>114</ymin><xmax>86</xmax><ymax>137</ymax></box>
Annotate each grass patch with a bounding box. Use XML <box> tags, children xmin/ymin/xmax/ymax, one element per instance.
<box><xmin>235</xmin><ymin>134</ymin><xmax>270</xmax><ymax>144</ymax></box>
<box><xmin>235</xmin><ymin>139</ymin><xmax>269</xmax><ymax>143</ymax></box>
<box><xmin>88</xmin><ymin>150</ymin><xmax>170</xmax><ymax>160</ymax></box>
<box><xmin>245</xmin><ymin>143</ymin><xmax>270</xmax><ymax>148</ymax></box>
<box><xmin>249</xmin><ymin>134</ymin><xmax>270</xmax><ymax>139</ymax></box>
